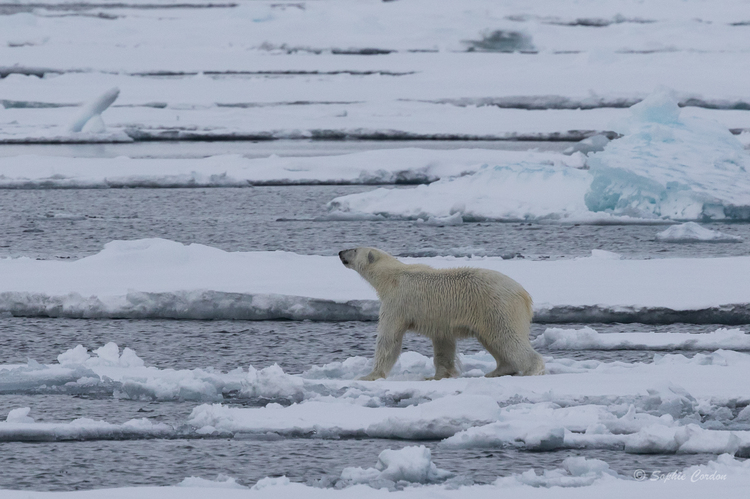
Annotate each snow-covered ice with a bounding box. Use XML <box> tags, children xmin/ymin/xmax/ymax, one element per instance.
<box><xmin>339</xmin><ymin>446</ymin><xmax>453</xmax><ymax>487</ymax></box>
<box><xmin>656</xmin><ymin>222</ymin><xmax>743</xmax><ymax>243</ymax></box>
<box><xmin>329</xmin><ymin>91</ymin><xmax>750</xmax><ymax>222</ymax></box>
<box><xmin>2</xmin><ymin>0</ymin><xmax>750</xmax><ymax>142</ymax></box>
<box><xmin>67</xmin><ymin>87</ymin><xmax>119</xmax><ymax>134</ymax></box>
<box><xmin>1</xmin><ymin>239</ymin><xmax>749</xmax><ymax>322</ymax></box>
<box><xmin>533</xmin><ymin>327</ymin><xmax>750</xmax><ymax>351</ymax></box>
<box><xmin>0</xmin><ymin>342</ymin><xmax>307</xmax><ymax>402</ymax></box>
<box><xmin>0</xmin><ymin>149</ymin><xmax>581</xmax><ymax>188</ymax></box>
<box><xmin>585</xmin><ymin>90</ymin><xmax>750</xmax><ymax>220</ymax></box>
<box><xmin>6</xmin><ymin>341</ymin><xmax>750</xmax><ymax>453</ymax></box>
<box><xmin>0</xmin><ymin>406</ymin><xmax>173</xmax><ymax>442</ymax></box>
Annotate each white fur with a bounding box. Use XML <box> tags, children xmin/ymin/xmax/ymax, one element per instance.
<box><xmin>339</xmin><ymin>247</ymin><xmax>546</xmax><ymax>380</ymax></box>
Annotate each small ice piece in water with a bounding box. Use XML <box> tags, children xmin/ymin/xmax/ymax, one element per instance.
<box><xmin>588</xmin><ymin>249</ymin><xmax>622</xmax><ymax>260</ymax></box>
<box><xmin>6</xmin><ymin>407</ymin><xmax>35</xmax><ymax>423</ymax></box>
<box><xmin>340</xmin><ymin>445</ymin><xmax>453</xmax><ymax>486</ymax></box>
<box><xmin>251</xmin><ymin>476</ymin><xmax>290</xmax><ymax>490</ymax></box>
<box><xmin>562</xmin><ymin>456</ymin><xmax>617</xmax><ymax>478</ymax></box>
<box><xmin>655</xmin><ymin>222</ymin><xmax>742</xmax><ymax>243</ymax></box>
<box><xmin>416</xmin><ymin>212</ymin><xmax>463</xmax><ymax>226</ymax></box>
<box><xmin>178</xmin><ymin>475</ymin><xmax>247</xmax><ymax>489</ymax></box>
<box><xmin>564</xmin><ymin>134</ymin><xmax>611</xmax><ymax>156</ymax></box>
<box><xmin>68</xmin><ymin>87</ymin><xmax>119</xmax><ymax>133</ymax></box>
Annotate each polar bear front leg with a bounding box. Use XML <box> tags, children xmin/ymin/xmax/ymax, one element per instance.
<box><xmin>427</xmin><ymin>336</ymin><xmax>458</xmax><ymax>380</ymax></box>
<box><xmin>359</xmin><ymin>317</ymin><xmax>407</xmax><ymax>381</ymax></box>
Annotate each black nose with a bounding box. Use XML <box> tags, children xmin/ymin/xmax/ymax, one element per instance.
<box><xmin>339</xmin><ymin>250</ymin><xmax>349</xmax><ymax>264</ymax></box>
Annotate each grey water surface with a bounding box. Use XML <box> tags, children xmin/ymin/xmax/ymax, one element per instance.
<box><xmin>2</xmin><ymin>186</ymin><xmax>749</xmax><ymax>261</ymax></box>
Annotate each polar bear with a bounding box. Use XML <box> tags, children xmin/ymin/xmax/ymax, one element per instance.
<box><xmin>339</xmin><ymin>247</ymin><xmax>545</xmax><ymax>381</ymax></box>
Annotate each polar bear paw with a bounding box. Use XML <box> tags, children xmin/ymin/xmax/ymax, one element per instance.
<box><xmin>358</xmin><ymin>371</ymin><xmax>385</xmax><ymax>381</ymax></box>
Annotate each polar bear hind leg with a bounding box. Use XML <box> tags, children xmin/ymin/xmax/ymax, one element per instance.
<box><xmin>477</xmin><ymin>328</ymin><xmax>545</xmax><ymax>377</ymax></box>
<box><xmin>426</xmin><ymin>336</ymin><xmax>458</xmax><ymax>380</ymax></box>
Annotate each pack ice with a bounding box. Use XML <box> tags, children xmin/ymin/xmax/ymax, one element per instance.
<box><xmin>329</xmin><ymin>90</ymin><xmax>750</xmax><ymax>222</ymax></box>
<box><xmin>6</xmin><ymin>337</ymin><xmax>750</xmax><ymax>456</ymax></box>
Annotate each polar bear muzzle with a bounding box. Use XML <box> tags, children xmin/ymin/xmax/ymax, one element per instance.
<box><xmin>339</xmin><ymin>248</ymin><xmax>357</xmax><ymax>267</ymax></box>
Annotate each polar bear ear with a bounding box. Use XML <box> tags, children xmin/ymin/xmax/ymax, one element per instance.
<box><xmin>368</xmin><ymin>250</ymin><xmax>376</xmax><ymax>264</ymax></box>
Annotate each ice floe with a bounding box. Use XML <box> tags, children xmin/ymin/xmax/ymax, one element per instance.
<box><xmin>533</xmin><ymin>327</ymin><xmax>750</xmax><ymax>351</ymax></box>
<box><xmin>177</xmin><ymin>475</ymin><xmax>247</xmax><ymax>490</ymax></box>
<box><xmin>0</xmin><ymin>407</ymin><xmax>173</xmax><ymax>442</ymax></box>
<box><xmin>0</xmin><ymin>149</ymin><xmax>581</xmax><ymax>188</ymax></box>
<box><xmin>4</xmin><ymin>341</ymin><xmax>750</xmax><ymax>460</ymax></box>
<box><xmin>1</xmin><ymin>238</ymin><xmax>749</xmax><ymax>323</ymax></box>
<box><xmin>656</xmin><ymin>222</ymin><xmax>743</xmax><ymax>243</ymax></box>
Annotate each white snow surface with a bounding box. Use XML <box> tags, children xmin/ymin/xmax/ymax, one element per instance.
<box><xmin>0</xmin><ymin>149</ymin><xmax>582</xmax><ymax>188</ymax></box>
<box><xmin>533</xmin><ymin>327</ymin><xmax>750</xmax><ymax>351</ymax></box>
<box><xmin>2</xmin><ymin>0</ymin><xmax>750</xmax><ymax>142</ymax></box>
<box><xmin>330</xmin><ymin>91</ymin><xmax>750</xmax><ymax>222</ymax></box>
<box><xmin>656</xmin><ymin>222</ymin><xmax>743</xmax><ymax>243</ymax></box>
<box><xmin>1</xmin><ymin>238</ymin><xmax>749</xmax><ymax>320</ymax></box>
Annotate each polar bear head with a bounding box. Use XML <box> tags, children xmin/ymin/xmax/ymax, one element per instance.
<box><xmin>339</xmin><ymin>247</ymin><xmax>382</xmax><ymax>271</ymax></box>
<box><xmin>339</xmin><ymin>247</ymin><xmax>399</xmax><ymax>288</ymax></box>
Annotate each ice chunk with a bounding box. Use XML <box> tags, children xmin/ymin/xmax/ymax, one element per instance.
<box><xmin>177</xmin><ymin>475</ymin><xmax>247</xmax><ymax>489</ymax></box>
<box><xmin>251</xmin><ymin>476</ymin><xmax>290</xmax><ymax>490</ymax></box>
<box><xmin>68</xmin><ymin>87</ymin><xmax>119</xmax><ymax>133</ymax></box>
<box><xmin>6</xmin><ymin>407</ymin><xmax>34</xmax><ymax>424</ymax></box>
<box><xmin>416</xmin><ymin>212</ymin><xmax>464</xmax><ymax>226</ymax></box>
<box><xmin>656</xmin><ymin>222</ymin><xmax>742</xmax><ymax>243</ymax></box>
<box><xmin>564</xmin><ymin>134</ymin><xmax>611</xmax><ymax>156</ymax></box>
<box><xmin>375</xmin><ymin>446</ymin><xmax>453</xmax><ymax>482</ymax></box>
<box><xmin>588</xmin><ymin>249</ymin><xmax>622</xmax><ymax>260</ymax></box>
<box><xmin>498</xmin><ymin>456</ymin><xmax>617</xmax><ymax>488</ymax></box>
<box><xmin>586</xmin><ymin>89</ymin><xmax>750</xmax><ymax>220</ymax></box>
<box><xmin>339</xmin><ymin>445</ymin><xmax>452</xmax><ymax>487</ymax></box>
<box><xmin>57</xmin><ymin>345</ymin><xmax>90</xmax><ymax>366</ymax></box>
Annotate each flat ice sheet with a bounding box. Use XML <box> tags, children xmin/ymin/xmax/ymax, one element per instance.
<box><xmin>0</xmin><ymin>239</ymin><xmax>749</xmax><ymax>320</ymax></box>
